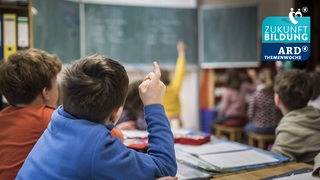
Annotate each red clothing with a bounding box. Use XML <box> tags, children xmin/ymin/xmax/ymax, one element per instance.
<box><xmin>0</xmin><ymin>105</ymin><xmax>55</xmax><ymax>180</ymax></box>
<box><xmin>110</xmin><ymin>127</ymin><xmax>124</xmax><ymax>142</ymax></box>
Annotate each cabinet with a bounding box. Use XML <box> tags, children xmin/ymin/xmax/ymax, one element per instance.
<box><xmin>0</xmin><ymin>0</ymin><xmax>32</xmax><ymax>108</ymax></box>
<box><xmin>0</xmin><ymin>0</ymin><xmax>33</xmax><ymax>60</ymax></box>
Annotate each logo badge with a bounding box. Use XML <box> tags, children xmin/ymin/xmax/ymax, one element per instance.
<box><xmin>288</xmin><ymin>8</ymin><xmax>302</xmax><ymax>24</ymax></box>
<box><xmin>261</xmin><ymin>7</ymin><xmax>311</xmax><ymax>61</ymax></box>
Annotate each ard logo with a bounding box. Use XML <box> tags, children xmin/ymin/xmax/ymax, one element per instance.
<box><xmin>261</xmin><ymin>7</ymin><xmax>310</xmax><ymax>61</ymax></box>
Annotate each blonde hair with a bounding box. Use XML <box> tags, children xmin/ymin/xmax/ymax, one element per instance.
<box><xmin>258</xmin><ymin>68</ymin><xmax>273</xmax><ymax>92</ymax></box>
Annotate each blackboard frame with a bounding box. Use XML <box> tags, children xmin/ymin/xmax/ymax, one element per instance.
<box><xmin>199</xmin><ymin>4</ymin><xmax>260</xmax><ymax>69</ymax></box>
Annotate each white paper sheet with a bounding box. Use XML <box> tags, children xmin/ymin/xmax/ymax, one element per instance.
<box><xmin>121</xmin><ymin>130</ymin><xmax>148</xmax><ymax>138</ymax></box>
<box><xmin>178</xmin><ymin>142</ymin><xmax>249</xmax><ymax>155</ymax></box>
<box><xmin>199</xmin><ymin>149</ymin><xmax>278</xmax><ymax>169</ymax></box>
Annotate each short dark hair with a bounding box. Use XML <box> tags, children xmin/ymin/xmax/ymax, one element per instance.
<box><xmin>0</xmin><ymin>48</ymin><xmax>61</xmax><ymax>105</ymax></box>
<box><xmin>124</xmin><ymin>80</ymin><xmax>143</xmax><ymax>118</ymax></box>
<box><xmin>60</xmin><ymin>55</ymin><xmax>129</xmax><ymax>124</ymax></box>
<box><xmin>274</xmin><ymin>69</ymin><xmax>312</xmax><ymax>111</ymax></box>
<box><xmin>225</xmin><ymin>69</ymin><xmax>243</xmax><ymax>90</ymax></box>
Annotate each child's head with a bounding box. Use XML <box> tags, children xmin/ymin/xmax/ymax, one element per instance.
<box><xmin>274</xmin><ymin>69</ymin><xmax>312</xmax><ymax>111</ymax></box>
<box><xmin>225</xmin><ymin>68</ymin><xmax>243</xmax><ymax>90</ymax></box>
<box><xmin>160</xmin><ymin>69</ymin><xmax>171</xmax><ymax>85</ymax></box>
<box><xmin>60</xmin><ymin>55</ymin><xmax>129</xmax><ymax>124</ymax></box>
<box><xmin>258</xmin><ymin>68</ymin><xmax>274</xmax><ymax>92</ymax></box>
<box><xmin>0</xmin><ymin>48</ymin><xmax>62</xmax><ymax>106</ymax></box>
<box><xmin>125</xmin><ymin>80</ymin><xmax>143</xmax><ymax>117</ymax></box>
<box><xmin>309</xmin><ymin>71</ymin><xmax>320</xmax><ymax>100</ymax></box>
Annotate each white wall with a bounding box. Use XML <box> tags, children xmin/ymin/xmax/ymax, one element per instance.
<box><xmin>180</xmin><ymin>69</ymin><xmax>200</xmax><ymax>130</ymax></box>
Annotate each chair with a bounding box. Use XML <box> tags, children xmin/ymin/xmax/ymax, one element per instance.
<box><xmin>248</xmin><ymin>132</ymin><xmax>275</xmax><ymax>150</ymax></box>
<box><xmin>214</xmin><ymin>124</ymin><xmax>243</xmax><ymax>142</ymax></box>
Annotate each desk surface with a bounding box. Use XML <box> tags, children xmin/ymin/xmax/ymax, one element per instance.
<box><xmin>212</xmin><ymin>162</ymin><xmax>313</xmax><ymax>180</ymax></box>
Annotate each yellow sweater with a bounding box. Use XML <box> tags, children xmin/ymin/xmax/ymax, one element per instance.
<box><xmin>162</xmin><ymin>56</ymin><xmax>186</xmax><ymax>117</ymax></box>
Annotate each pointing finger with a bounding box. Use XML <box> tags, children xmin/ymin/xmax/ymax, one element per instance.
<box><xmin>153</xmin><ymin>61</ymin><xmax>161</xmax><ymax>80</ymax></box>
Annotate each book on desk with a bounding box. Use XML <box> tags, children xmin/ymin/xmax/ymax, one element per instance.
<box><xmin>121</xmin><ymin>129</ymin><xmax>289</xmax><ymax>180</ymax></box>
<box><xmin>122</xmin><ymin>129</ymin><xmax>211</xmax><ymax>151</ymax></box>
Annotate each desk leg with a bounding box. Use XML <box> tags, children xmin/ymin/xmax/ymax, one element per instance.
<box><xmin>259</xmin><ymin>140</ymin><xmax>266</xmax><ymax>150</ymax></box>
<box><xmin>248</xmin><ymin>137</ymin><xmax>254</xmax><ymax>147</ymax></box>
<box><xmin>216</xmin><ymin>130</ymin><xmax>222</xmax><ymax>139</ymax></box>
<box><xmin>230</xmin><ymin>133</ymin><xmax>235</xmax><ymax>141</ymax></box>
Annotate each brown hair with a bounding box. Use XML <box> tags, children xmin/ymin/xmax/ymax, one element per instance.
<box><xmin>60</xmin><ymin>55</ymin><xmax>129</xmax><ymax>124</ymax></box>
<box><xmin>160</xmin><ymin>69</ymin><xmax>171</xmax><ymax>85</ymax></box>
<box><xmin>274</xmin><ymin>69</ymin><xmax>312</xmax><ymax>111</ymax></box>
<box><xmin>225</xmin><ymin>68</ymin><xmax>243</xmax><ymax>90</ymax></box>
<box><xmin>0</xmin><ymin>48</ymin><xmax>61</xmax><ymax>105</ymax></box>
<box><xmin>124</xmin><ymin>80</ymin><xmax>144</xmax><ymax>118</ymax></box>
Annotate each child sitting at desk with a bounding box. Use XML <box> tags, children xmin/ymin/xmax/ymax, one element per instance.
<box><xmin>17</xmin><ymin>56</ymin><xmax>177</xmax><ymax>179</ymax></box>
<box><xmin>245</xmin><ymin>68</ymin><xmax>282</xmax><ymax>135</ymax></box>
<box><xmin>116</xmin><ymin>80</ymin><xmax>147</xmax><ymax>130</ymax></box>
<box><xmin>271</xmin><ymin>69</ymin><xmax>320</xmax><ymax>163</ymax></box>
<box><xmin>161</xmin><ymin>41</ymin><xmax>186</xmax><ymax>128</ymax></box>
<box><xmin>0</xmin><ymin>49</ymin><xmax>62</xmax><ymax>180</ymax></box>
<box><xmin>215</xmin><ymin>68</ymin><xmax>257</xmax><ymax>126</ymax></box>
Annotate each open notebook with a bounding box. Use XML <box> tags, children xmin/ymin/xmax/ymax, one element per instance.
<box><xmin>175</xmin><ymin>141</ymin><xmax>289</xmax><ymax>173</ymax></box>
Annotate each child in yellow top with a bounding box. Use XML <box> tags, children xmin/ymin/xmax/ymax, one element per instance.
<box><xmin>161</xmin><ymin>41</ymin><xmax>186</xmax><ymax>128</ymax></box>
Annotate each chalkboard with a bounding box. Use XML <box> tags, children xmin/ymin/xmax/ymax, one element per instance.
<box><xmin>33</xmin><ymin>0</ymin><xmax>80</xmax><ymax>64</ymax></box>
<box><xmin>84</xmin><ymin>4</ymin><xmax>198</xmax><ymax>65</ymax></box>
<box><xmin>200</xmin><ymin>5</ymin><xmax>258</xmax><ymax>68</ymax></box>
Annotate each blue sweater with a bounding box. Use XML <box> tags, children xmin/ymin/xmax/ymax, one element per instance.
<box><xmin>17</xmin><ymin>104</ymin><xmax>177</xmax><ymax>179</ymax></box>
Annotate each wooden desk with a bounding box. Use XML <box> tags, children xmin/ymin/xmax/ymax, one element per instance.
<box><xmin>212</xmin><ymin>162</ymin><xmax>312</xmax><ymax>180</ymax></box>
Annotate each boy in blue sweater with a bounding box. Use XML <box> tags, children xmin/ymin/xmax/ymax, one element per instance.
<box><xmin>17</xmin><ymin>55</ymin><xmax>177</xmax><ymax>179</ymax></box>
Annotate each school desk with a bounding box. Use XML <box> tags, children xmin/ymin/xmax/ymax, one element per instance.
<box><xmin>212</xmin><ymin>162</ymin><xmax>313</xmax><ymax>180</ymax></box>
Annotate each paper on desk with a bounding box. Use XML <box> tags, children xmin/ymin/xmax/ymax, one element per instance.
<box><xmin>176</xmin><ymin>161</ymin><xmax>212</xmax><ymax>180</ymax></box>
<box><xmin>199</xmin><ymin>149</ymin><xmax>278</xmax><ymax>169</ymax></box>
<box><xmin>175</xmin><ymin>147</ymin><xmax>218</xmax><ymax>172</ymax></box>
<box><xmin>273</xmin><ymin>172</ymin><xmax>318</xmax><ymax>180</ymax></box>
<box><xmin>178</xmin><ymin>142</ymin><xmax>248</xmax><ymax>155</ymax></box>
<box><xmin>121</xmin><ymin>130</ymin><xmax>148</xmax><ymax>138</ymax></box>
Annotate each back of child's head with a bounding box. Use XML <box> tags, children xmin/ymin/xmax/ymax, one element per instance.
<box><xmin>60</xmin><ymin>54</ymin><xmax>129</xmax><ymax>124</ymax></box>
<box><xmin>160</xmin><ymin>69</ymin><xmax>171</xmax><ymax>85</ymax></box>
<box><xmin>0</xmin><ymin>48</ymin><xmax>62</xmax><ymax>105</ymax></box>
<box><xmin>125</xmin><ymin>80</ymin><xmax>143</xmax><ymax>117</ymax></box>
<box><xmin>258</xmin><ymin>68</ymin><xmax>274</xmax><ymax>92</ymax></box>
<box><xmin>225</xmin><ymin>68</ymin><xmax>243</xmax><ymax>90</ymax></box>
<box><xmin>309</xmin><ymin>71</ymin><xmax>320</xmax><ymax>100</ymax></box>
<box><xmin>274</xmin><ymin>69</ymin><xmax>312</xmax><ymax>111</ymax></box>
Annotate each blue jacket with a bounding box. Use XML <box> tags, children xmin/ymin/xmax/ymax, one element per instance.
<box><xmin>17</xmin><ymin>104</ymin><xmax>177</xmax><ymax>179</ymax></box>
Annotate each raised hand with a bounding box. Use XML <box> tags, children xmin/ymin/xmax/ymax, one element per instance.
<box><xmin>139</xmin><ymin>62</ymin><xmax>166</xmax><ymax>106</ymax></box>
